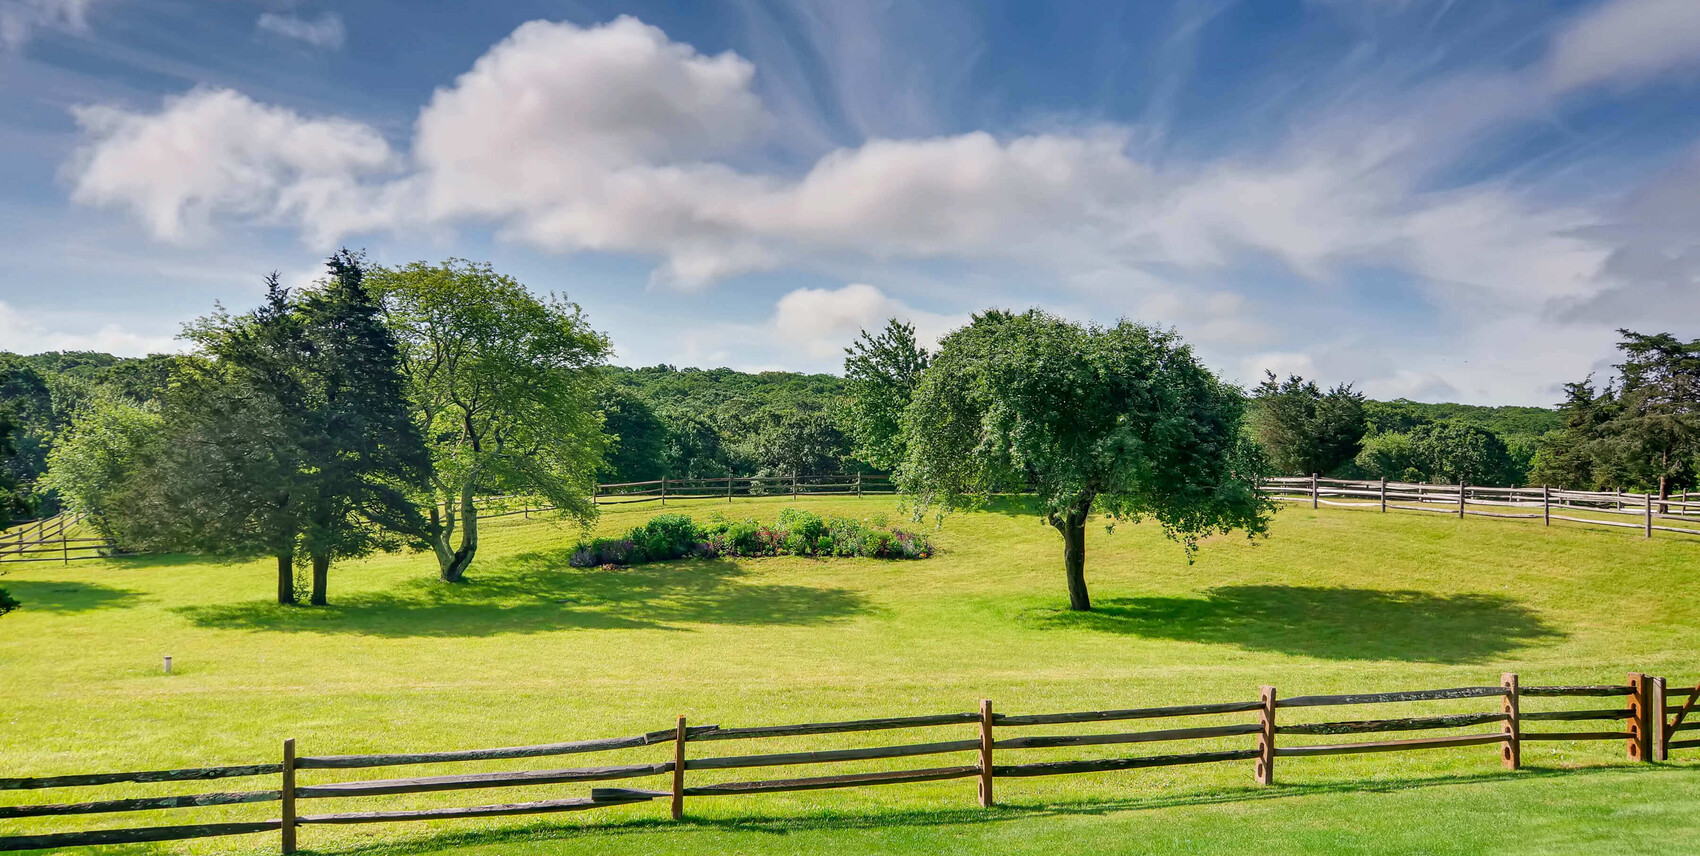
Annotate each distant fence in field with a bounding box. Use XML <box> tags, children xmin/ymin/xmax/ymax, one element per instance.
<box><xmin>1261</xmin><ymin>476</ymin><xmax>1700</xmax><ymax>540</ymax></box>
<box><xmin>592</xmin><ymin>472</ymin><xmax>893</xmax><ymax>505</ymax></box>
<box><xmin>0</xmin><ymin>513</ymin><xmax>110</xmax><ymax>565</ymax></box>
<box><xmin>2</xmin><ymin>671</ymin><xmax>1695</xmax><ymax>853</ymax></box>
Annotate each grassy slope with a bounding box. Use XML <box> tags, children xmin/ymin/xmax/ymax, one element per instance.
<box><xmin>2</xmin><ymin>497</ymin><xmax>1698</xmax><ymax>854</ymax></box>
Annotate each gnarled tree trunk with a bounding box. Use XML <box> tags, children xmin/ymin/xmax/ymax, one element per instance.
<box><xmin>276</xmin><ymin>552</ymin><xmax>295</xmax><ymax>605</ymax></box>
<box><xmin>432</xmin><ymin>482</ymin><xmax>479</xmax><ymax>583</ymax></box>
<box><xmin>1050</xmin><ymin>499</ymin><xmax>1094</xmax><ymax>611</ymax></box>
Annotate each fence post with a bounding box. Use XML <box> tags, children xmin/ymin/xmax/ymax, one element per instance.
<box><xmin>978</xmin><ymin>698</ymin><xmax>994</xmax><ymax>807</ymax></box>
<box><xmin>1310</xmin><ymin>473</ymin><xmax>1318</xmax><ymax>509</ymax></box>
<box><xmin>1543</xmin><ymin>485</ymin><xmax>1550</xmax><ymax>526</ymax></box>
<box><xmin>1628</xmin><ymin>673</ymin><xmax>1649</xmax><ymax>762</ymax></box>
<box><xmin>1616</xmin><ymin>488</ymin><xmax>1623</xmax><ymax>511</ymax></box>
<box><xmin>281</xmin><ymin>738</ymin><xmax>296</xmax><ymax>855</ymax></box>
<box><xmin>1651</xmin><ymin>676</ymin><xmax>1668</xmax><ymax>762</ymax></box>
<box><xmin>1256</xmin><ymin>685</ymin><xmax>1277</xmax><ymax>785</ymax></box>
<box><xmin>1458</xmin><ymin>481</ymin><xmax>1466</xmax><ymax>519</ymax></box>
<box><xmin>661</xmin><ymin>477</ymin><xmax>668</xmax><ymax>507</ymax></box>
<box><xmin>727</xmin><ymin>472</ymin><xmax>733</xmax><ymax>503</ymax></box>
<box><xmin>1501</xmin><ymin>673</ymin><xmax>1520</xmax><ymax>770</ymax></box>
<box><xmin>671</xmin><ymin>715</ymin><xmax>687</xmax><ymax>820</ymax></box>
<box><xmin>857</xmin><ymin>472</ymin><xmax>863</xmax><ymax>498</ymax></box>
<box><xmin>1379</xmin><ymin>477</ymin><xmax>1387</xmax><ymax>513</ymax></box>
<box><xmin>61</xmin><ymin>517</ymin><xmax>68</xmax><ymax>565</ymax></box>
<box><xmin>792</xmin><ymin>474</ymin><xmax>799</xmax><ymax>499</ymax></box>
<box><xmin>1645</xmin><ymin>493</ymin><xmax>1653</xmax><ymax>538</ymax></box>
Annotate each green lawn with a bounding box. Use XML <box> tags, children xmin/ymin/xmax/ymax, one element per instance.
<box><xmin>2</xmin><ymin>497</ymin><xmax>1698</xmax><ymax>854</ymax></box>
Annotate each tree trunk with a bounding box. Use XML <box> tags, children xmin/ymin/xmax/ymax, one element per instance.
<box><xmin>434</xmin><ymin>482</ymin><xmax>480</xmax><ymax>583</ymax></box>
<box><xmin>276</xmin><ymin>552</ymin><xmax>295</xmax><ymax>606</ymax></box>
<box><xmin>310</xmin><ymin>553</ymin><xmax>329</xmax><ymax>606</ymax></box>
<box><xmin>1050</xmin><ymin>500</ymin><xmax>1093</xmax><ymax>611</ymax></box>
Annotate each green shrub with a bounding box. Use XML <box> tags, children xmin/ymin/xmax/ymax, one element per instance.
<box><xmin>570</xmin><ymin>508</ymin><xmax>932</xmax><ymax>567</ymax></box>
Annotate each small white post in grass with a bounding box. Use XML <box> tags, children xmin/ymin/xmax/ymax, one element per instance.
<box><xmin>163</xmin><ymin>654</ymin><xmax>172</xmax><ymax>674</ymax></box>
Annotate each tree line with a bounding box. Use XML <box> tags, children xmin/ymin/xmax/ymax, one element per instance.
<box><xmin>3</xmin><ymin>255</ymin><xmax>1695</xmax><ymax>615</ymax></box>
<box><xmin>1246</xmin><ymin>329</ymin><xmax>1700</xmax><ymax>502</ymax></box>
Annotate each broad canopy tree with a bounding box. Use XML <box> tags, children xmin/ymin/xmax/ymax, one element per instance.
<box><xmin>1250</xmin><ymin>372</ymin><xmax>1367</xmax><ymax>477</ymax></box>
<box><xmin>370</xmin><ymin>260</ymin><xmax>610</xmax><ymax>583</ymax></box>
<box><xmin>899</xmin><ymin>310</ymin><xmax>1274</xmax><ymax>611</ymax></box>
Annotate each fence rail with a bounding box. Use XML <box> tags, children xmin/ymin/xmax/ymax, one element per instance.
<box><xmin>3</xmin><ymin>670</ymin><xmax>1694</xmax><ymax>853</ymax></box>
<box><xmin>1260</xmin><ymin>476</ymin><xmax>1700</xmax><ymax>540</ymax></box>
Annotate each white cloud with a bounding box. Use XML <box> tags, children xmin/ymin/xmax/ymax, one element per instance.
<box><xmin>1547</xmin><ymin>0</ymin><xmax>1700</xmax><ymax>93</ymax></box>
<box><xmin>0</xmin><ymin>301</ymin><xmax>180</xmax><ymax>356</ymax></box>
<box><xmin>256</xmin><ymin>12</ymin><xmax>345</xmax><ymax>50</ymax></box>
<box><xmin>772</xmin><ymin>283</ymin><xmax>960</xmax><ymax>358</ymax></box>
<box><xmin>54</xmin><ymin>8</ymin><xmax>1700</xmax><ymax>403</ymax></box>
<box><xmin>66</xmin><ymin>87</ymin><xmax>398</xmax><ymax>244</ymax></box>
<box><xmin>0</xmin><ymin>0</ymin><xmax>99</xmax><ymax>48</ymax></box>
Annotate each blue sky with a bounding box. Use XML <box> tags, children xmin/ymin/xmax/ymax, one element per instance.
<box><xmin>3</xmin><ymin>0</ymin><xmax>1700</xmax><ymax>405</ymax></box>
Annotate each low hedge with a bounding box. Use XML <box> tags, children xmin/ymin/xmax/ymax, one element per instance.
<box><xmin>570</xmin><ymin>508</ymin><xmax>933</xmax><ymax>567</ymax></box>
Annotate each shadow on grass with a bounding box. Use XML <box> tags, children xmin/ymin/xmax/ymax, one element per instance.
<box><xmin>303</xmin><ymin>764</ymin><xmax>1664</xmax><ymax>855</ymax></box>
<box><xmin>1</xmin><ymin>579</ymin><xmax>142</xmax><ymax>613</ymax></box>
<box><xmin>1025</xmin><ymin>585</ymin><xmax>1563</xmax><ymax>663</ymax></box>
<box><xmin>173</xmin><ymin>552</ymin><xmax>875</xmax><ymax>637</ymax></box>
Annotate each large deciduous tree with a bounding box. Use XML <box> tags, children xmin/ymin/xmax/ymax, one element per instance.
<box><xmin>899</xmin><ymin>310</ymin><xmax>1274</xmax><ymax>611</ymax></box>
<box><xmin>1250</xmin><ymin>372</ymin><xmax>1367</xmax><ymax>477</ymax></box>
<box><xmin>369</xmin><ymin>259</ymin><xmax>610</xmax><ymax>583</ymax></box>
<box><xmin>844</xmin><ymin>319</ymin><xmax>930</xmax><ymax>471</ymax></box>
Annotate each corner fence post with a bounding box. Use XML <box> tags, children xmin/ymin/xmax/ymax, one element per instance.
<box><xmin>281</xmin><ymin>738</ymin><xmax>297</xmax><ymax>855</ymax></box>
<box><xmin>1501</xmin><ymin>673</ymin><xmax>1520</xmax><ymax>770</ymax></box>
<box><xmin>1310</xmin><ymin>474</ymin><xmax>1318</xmax><ymax>509</ymax></box>
<box><xmin>672</xmin><ymin>715</ymin><xmax>687</xmax><ymax>820</ymax></box>
<box><xmin>1256</xmin><ymin>685</ymin><xmax>1277</xmax><ymax>785</ymax></box>
<box><xmin>1628</xmin><ymin>673</ymin><xmax>1649</xmax><ymax>762</ymax></box>
<box><xmin>1652</xmin><ymin>676</ymin><xmax>1668</xmax><ymax>762</ymax></box>
<box><xmin>978</xmin><ymin>699</ymin><xmax>994</xmax><ymax>807</ymax></box>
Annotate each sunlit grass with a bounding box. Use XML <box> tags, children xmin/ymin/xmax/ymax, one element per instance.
<box><xmin>2</xmin><ymin>497</ymin><xmax>1698</xmax><ymax>854</ymax></box>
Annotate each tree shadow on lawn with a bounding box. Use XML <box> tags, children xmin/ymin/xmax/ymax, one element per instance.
<box><xmin>1027</xmin><ymin>585</ymin><xmax>1563</xmax><ymax>663</ymax></box>
<box><xmin>1</xmin><ymin>579</ymin><xmax>142</xmax><ymax>613</ymax></box>
<box><xmin>304</xmin><ymin>764</ymin><xmax>1658</xmax><ymax>855</ymax></box>
<box><xmin>173</xmin><ymin>552</ymin><xmax>875</xmax><ymax>637</ymax></box>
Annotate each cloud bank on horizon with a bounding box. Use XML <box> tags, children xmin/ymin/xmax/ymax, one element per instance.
<box><xmin>5</xmin><ymin>0</ymin><xmax>1700</xmax><ymax>406</ymax></box>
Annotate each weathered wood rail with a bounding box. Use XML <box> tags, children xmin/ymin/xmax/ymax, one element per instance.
<box><xmin>1260</xmin><ymin>476</ymin><xmax>1700</xmax><ymax>540</ymax></box>
<box><xmin>3</xmin><ymin>671</ymin><xmax>1694</xmax><ymax>853</ymax></box>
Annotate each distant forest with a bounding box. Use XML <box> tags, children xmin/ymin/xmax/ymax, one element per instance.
<box><xmin>0</xmin><ymin>349</ymin><xmax>1559</xmax><ymax>521</ymax></box>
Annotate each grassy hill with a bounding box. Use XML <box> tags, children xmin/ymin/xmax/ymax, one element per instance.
<box><xmin>2</xmin><ymin>497</ymin><xmax>1697</xmax><ymax>854</ymax></box>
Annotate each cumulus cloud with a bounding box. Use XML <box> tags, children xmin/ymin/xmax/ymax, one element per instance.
<box><xmin>0</xmin><ymin>300</ymin><xmax>179</xmax><ymax>356</ymax></box>
<box><xmin>0</xmin><ymin>0</ymin><xmax>99</xmax><ymax>48</ymax></box>
<box><xmin>66</xmin><ymin>87</ymin><xmax>399</xmax><ymax>243</ymax></box>
<box><xmin>773</xmin><ymin>283</ymin><xmax>961</xmax><ymax>358</ymax></box>
<box><xmin>256</xmin><ymin>12</ymin><xmax>345</xmax><ymax>50</ymax></box>
<box><xmin>52</xmin><ymin>5</ymin><xmax>1700</xmax><ymax>401</ymax></box>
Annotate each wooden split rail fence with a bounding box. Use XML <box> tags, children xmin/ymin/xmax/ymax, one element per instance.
<box><xmin>4</xmin><ymin>672</ymin><xmax>1697</xmax><ymax>853</ymax></box>
<box><xmin>593</xmin><ymin>473</ymin><xmax>894</xmax><ymax>506</ymax></box>
<box><xmin>0</xmin><ymin>513</ymin><xmax>108</xmax><ymax>565</ymax></box>
<box><xmin>1262</xmin><ymin>476</ymin><xmax>1700</xmax><ymax>539</ymax></box>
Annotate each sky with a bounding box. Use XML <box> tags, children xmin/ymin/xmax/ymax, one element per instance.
<box><xmin>2</xmin><ymin>0</ymin><xmax>1700</xmax><ymax>406</ymax></box>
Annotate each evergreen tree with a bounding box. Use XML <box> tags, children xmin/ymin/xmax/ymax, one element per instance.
<box><xmin>1250</xmin><ymin>372</ymin><xmax>1367</xmax><ymax>477</ymax></box>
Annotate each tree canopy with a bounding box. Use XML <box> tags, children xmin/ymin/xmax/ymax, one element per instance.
<box><xmin>899</xmin><ymin>309</ymin><xmax>1273</xmax><ymax>611</ymax></box>
<box><xmin>843</xmin><ymin>319</ymin><xmax>930</xmax><ymax>472</ymax></box>
<box><xmin>1250</xmin><ymin>372</ymin><xmax>1367</xmax><ymax>477</ymax></box>
<box><xmin>370</xmin><ymin>259</ymin><xmax>611</xmax><ymax>582</ymax></box>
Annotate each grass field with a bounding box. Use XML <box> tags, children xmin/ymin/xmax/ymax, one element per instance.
<box><xmin>3</xmin><ymin>497</ymin><xmax>1699</xmax><ymax>854</ymax></box>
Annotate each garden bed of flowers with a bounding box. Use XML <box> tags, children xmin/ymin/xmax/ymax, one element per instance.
<box><xmin>569</xmin><ymin>508</ymin><xmax>933</xmax><ymax>567</ymax></box>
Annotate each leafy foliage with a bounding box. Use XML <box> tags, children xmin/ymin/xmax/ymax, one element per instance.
<box><xmin>843</xmin><ymin>319</ymin><xmax>930</xmax><ymax>471</ymax></box>
<box><xmin>370</xmin><ymin>258</ymin><xmax>611</xmax><ymax>582</ymax></box>
<box><xmin>899</xmin><ymin>309</ymin><xmax>1273</xmax><ymax>611</ymax></box>
<box><xmin>1250</xmin><ymin>372</ymin><xmax>1367</xmax><ymax>477</ymax></box>
<box><xmin>569</xmin><ymin>508</ymin><xmax>933</xmax><ymax>567</ymax></box>
<box><xmin>39</xmin><ymin>396</ymin><xmax>163</xmax><ymax>540</ymax></box>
